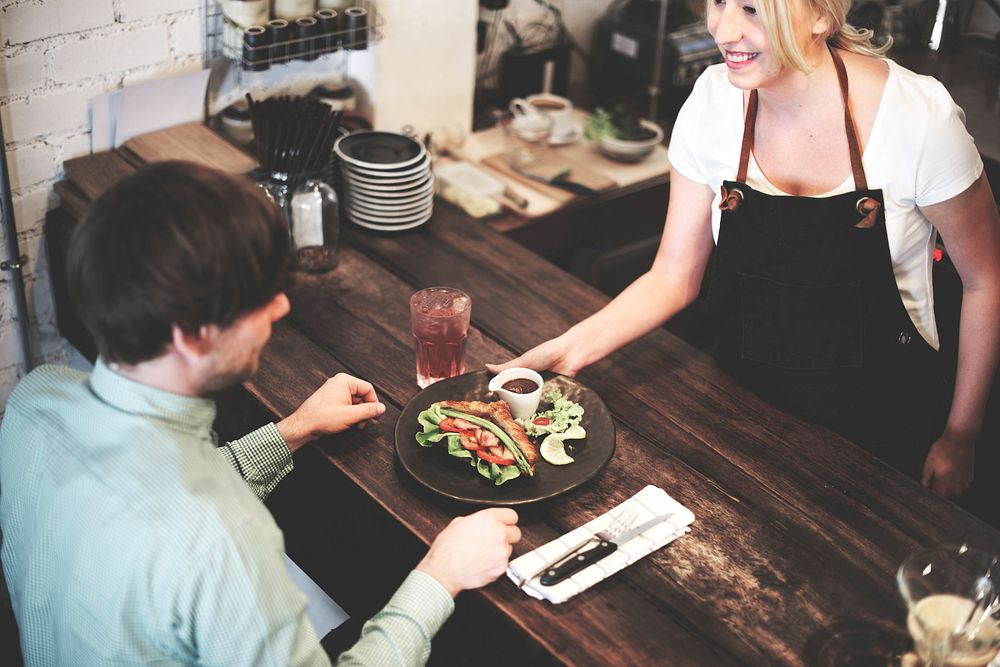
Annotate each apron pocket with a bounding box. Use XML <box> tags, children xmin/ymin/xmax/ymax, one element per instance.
<box><xmin>739</xmin><ymin>273</ymin><xmax>864</xmax><ymax>370</ymax></box>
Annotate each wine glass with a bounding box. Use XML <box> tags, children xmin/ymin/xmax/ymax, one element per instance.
<box><xmin>897</xmin><ymin>545</ymin><xmax>1000</xmax><ymax>667</ymax></box>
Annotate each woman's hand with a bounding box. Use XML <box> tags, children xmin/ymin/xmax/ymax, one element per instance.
<box><xmin>921</xmin><ymin>431</ymin><xmax>976</xmax><ymax>497</ymax></box>
<box><xmin>486</xmin><ymin>335</ymin><xmax>581</xmax><ymax>377</ymax></box>
<box><xmin>276</xmin><ymin>373</ymin><xmax>386</xmax><ymax>452</ymax></box>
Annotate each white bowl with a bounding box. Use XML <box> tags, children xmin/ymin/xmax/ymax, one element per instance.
<box><xmin>595</xmin><ymin>119</ymin><xmax>664</xmax><ymax>163</ymax></box>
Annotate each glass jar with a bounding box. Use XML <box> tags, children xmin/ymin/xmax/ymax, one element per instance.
<box><xmin>289</xmin><ymin>175</ymin><xmax>339</xmax><ymax>272</ymax></box>
<box><xmin>252</xmin><ymin>170</ymin><xmax>340</xmax><ymax>273</ymax></box>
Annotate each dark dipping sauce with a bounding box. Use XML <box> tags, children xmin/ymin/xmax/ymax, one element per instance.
<box><xmin>501</xmin><ymin>378</ymin><xmax>538</xmax><ymax>394</ymax></box>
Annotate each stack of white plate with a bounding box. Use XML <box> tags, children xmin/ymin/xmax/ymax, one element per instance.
<box><xmin>334</xmin><ymin>131</ymin><xmax>434</xmax><ymax>231</ymax></box>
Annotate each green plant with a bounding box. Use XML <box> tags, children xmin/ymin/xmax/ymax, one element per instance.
<box><xmin>584</xmin><ymin>107</ymin><xmax>658</xmax><ymax>142</ymax></box>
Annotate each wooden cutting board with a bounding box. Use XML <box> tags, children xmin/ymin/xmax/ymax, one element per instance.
<box><xmin>482</xmin><ymin>151</ymin><xmax>617</xmax><ymax>204</ymax></box>
<box><xmin>120</xmin><ymin>122</ymin><xmax>258</xmax><ymax>175</ymax></box>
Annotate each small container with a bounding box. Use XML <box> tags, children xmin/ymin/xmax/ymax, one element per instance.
<box><xmin>272</xmin><ymin>0</ymin><xmax>315</xmax><ymax>21</ymax></box>
<box><xmin>293</xmin><ymin>16</ymin><xmax>318</xmax><ymax>61</ymax></box>
<box><xmin>289</xmin><ymin>176</ymin><xmax>339</xmax><ymax>272</ymax></box>
<box><xmin>309</xmin><ymin>83</ymin><xmax>356</xmax><ymax>111</ymax></box>
<box><xmin>342</xmin><ymin>6</ymin><xmax>368</xmax><ymax>51</ymax></box>
<box><xmin>314</xmin><ymin>9</ymin><xmax>340</xmax><ymax>55</ymax></box>
<box><xmin>218</xmin><ymin>100</ymin><xmax>254</xmax><ymax>147</ymax></box>
<box><xmin>435</xmin><ymin>161</ymin><xmax>504</xmax><ymax>202</ymax></box>
<box><xmin>488</xmin><ymin>368</ymin><xmax>544</xmax><ymax>419</ymax></box>
<box><xmin>267</xmin><ymin>19</ymin><xmax>290</xmax><ymax>64</ymax></box>
<box><xmin>221</xmin><ymin>0</ymin><xmax>271</xmax><ymax>58</ymax></box>
<box><xmin>242</xmin><ymin>25</ymin><xmax>271</xmax><ymax>71</ymax></box>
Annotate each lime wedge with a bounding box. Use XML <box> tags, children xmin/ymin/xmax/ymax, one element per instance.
<box><xmin>540</xmin><ymin>433</ymin><xmax>575</xmax><ymax>466</ymax></box>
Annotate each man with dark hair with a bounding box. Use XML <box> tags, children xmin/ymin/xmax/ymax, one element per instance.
<box><xmin>0</xmin><ymin>162</ymin><xmax>521</xmax><ymax>665</ymax></box>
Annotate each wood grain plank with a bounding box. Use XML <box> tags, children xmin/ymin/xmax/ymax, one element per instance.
<box><xmin>63</xmin><ymin>150</ymin><xmax>137</xmax><ymax>202</ymax></box>
<box><xmin>245</xmin><ymin>231</ymin><xmax>983</xmax><ymax>664</ymax></box>
<box><xmin>52</xmin><ymin>180</ymin><xmax>91</xmax><ymax>220</ymax></box>
<box><xmin>120</xmin><ymin>122</ymin><xmax>258</xmax><ymax>174</ymax></box>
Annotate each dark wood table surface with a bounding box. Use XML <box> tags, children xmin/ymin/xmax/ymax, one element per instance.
<box><xmin>233</xmin><ymin>202</ymin><xmax>1000</xmax><ymax>666</ymax></box>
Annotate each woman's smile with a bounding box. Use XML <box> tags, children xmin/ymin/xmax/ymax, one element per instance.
<box><xmin>724</xmin><ymin>50</ymin><xmax>760</xmax><ymax>68</ymax></box>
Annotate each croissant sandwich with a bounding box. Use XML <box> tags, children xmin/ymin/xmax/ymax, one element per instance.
<box><xmin>415</xmin><ymin>399</ymin><xmax>536</xmax><ymax>485</ymax></box>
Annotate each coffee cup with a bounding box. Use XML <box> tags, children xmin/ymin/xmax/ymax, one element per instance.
<box><xmin>510</xmin><ymin>94</ymin><xmax>576</xmax><ymax>142</ymax></box>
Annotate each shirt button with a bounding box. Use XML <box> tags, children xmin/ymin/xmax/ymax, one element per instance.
<box><xmin>898</xmin><ymin>331</ymin><xmax>912</xmax><ymax>345</ymax></box>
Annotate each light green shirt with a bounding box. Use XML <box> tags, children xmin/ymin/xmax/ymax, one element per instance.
<box><xmin>0</xmin><ymin>361</ymin><xmax>453</xmax><ymax>666</ymax></box>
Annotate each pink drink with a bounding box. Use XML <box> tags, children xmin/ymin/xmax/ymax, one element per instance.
<box><xmin>410</xmin><ymin>287</ymin><xmax>472</xmax><ymax>388</ymax></box>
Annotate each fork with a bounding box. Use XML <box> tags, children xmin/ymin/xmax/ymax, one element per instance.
<box><xmin>516</xmin><ymin>507</ymin><xmax>638</xmax><ymax>589</ymax></box>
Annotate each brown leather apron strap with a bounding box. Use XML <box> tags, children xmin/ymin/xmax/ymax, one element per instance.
<box><xmin>734</xmin><ymin>47</ymin><xmax>870</xmax><ymax>190</ymax></box>
<box><xmin>830</xmin><ymin>47</ymin><xmax>868</xmax><ymax>190</ymax></box>
<box><xmin>737</xmin><ymin>90</ymin><xmax>758</xmax><ymax>184</ymax></box>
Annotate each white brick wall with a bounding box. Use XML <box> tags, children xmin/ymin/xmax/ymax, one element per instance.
<box><xmin>0</xmin><ymin>0</ymin><xmax>115</xmax><ymax>46</ymax></box>
<box><xmin>0</xmin><ymin>0</ymin><xmax>206</xmax><ymax>409</ymax></box>
<box><xmin>0</xmin><ymin>49</ymin><xmax>45</xmax><ymax>96</ymax></box>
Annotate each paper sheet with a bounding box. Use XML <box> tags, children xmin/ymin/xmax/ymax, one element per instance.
<box><xmin>113</xmin><ymin>69</ymin><xmax>210</xmax><ymax>148</ymax></box>
<box><xmin>283</xmin><ymin>554</ymin><xmax>350</xmax><ymax>639</ymax></box>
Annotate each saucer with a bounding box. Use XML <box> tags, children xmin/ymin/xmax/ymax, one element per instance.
<box><xmin>549</xmin><ymin>125</ymin><xmax>582</xmax><ymax>146</ymax></box>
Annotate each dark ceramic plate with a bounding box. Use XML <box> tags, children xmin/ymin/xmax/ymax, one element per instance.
<box><xmin>394</xmin><ymin>370</ymin><xmax>615</xmax><ymax>505</ymax></box>
<box><xmin>334</xmin><ymin>131</ymin><xmax>425</xmax><ymax>170</ymax></box>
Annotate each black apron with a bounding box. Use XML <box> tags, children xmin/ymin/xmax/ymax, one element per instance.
<box><xmin>707</xmin><ymin>49</ymin><xmax>948</xmax><ymax>476</ymax></box>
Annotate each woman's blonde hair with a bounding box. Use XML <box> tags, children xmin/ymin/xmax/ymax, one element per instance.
<box><xmin>750</xmin><ymin>0</ymin><xmax>891</xmax><ymax>72</ymax></box>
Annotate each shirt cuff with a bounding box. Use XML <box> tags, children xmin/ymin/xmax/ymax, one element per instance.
<box><xmin>386</xmin><ymin>570</ymin><xmax>455</xmax><ymax>636</ymax></box>
<box><xmin>222</xmin><ymin>423</ymin><xmax>294</xmax><ymax>499</ymax></box>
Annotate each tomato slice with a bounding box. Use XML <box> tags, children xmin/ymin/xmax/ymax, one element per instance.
<box><xmin>477</xmin><ymin>446</ymin><xmax>515</xmax><ymax>465</ymax></box>
<box><xmin>438</xmin><ymin>418</ymin><xmax>463</xmax><ymax>432</ymax></box>
<box><xmin>532</xmin><ymin>417</ymin><xmax>551</xmax><ymax>426</ymax></box>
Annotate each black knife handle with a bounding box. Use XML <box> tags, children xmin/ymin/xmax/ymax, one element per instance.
<box><xmin>550</xmin><ymin>179</ymin><xmax>599</xmax><ymax>197</ymax></box>
<box><xmin>539</xmin><ymin>540</ymin><xmax>618</xmax><ymax>586</ymax></box>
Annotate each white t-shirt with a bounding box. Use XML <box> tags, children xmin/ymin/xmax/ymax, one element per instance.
<box><xmin>668</xmin><ymin>61</ymin><xmax>983</xmax><ymax>350</ymax></box>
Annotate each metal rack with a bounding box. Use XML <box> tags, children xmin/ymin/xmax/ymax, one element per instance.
<box><xmin>203</xmin><ymin>1</ymin><xmax>382</xmax><ymax>73</ymax></box>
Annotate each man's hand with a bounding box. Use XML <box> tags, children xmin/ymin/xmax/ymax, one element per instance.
<box><xmin>276</xmin><ymin>373</ymin><xmax>386</xmax><ymax>452</ymax></box>
<box><xmin>921</xmin><ymin>431</ymin><xmax>976</xmax><ymax>497</ymax></box>
<box><xmin>416</xmin><ymin>508</ymin><xmax>521</xmax><ymax>598</ymax></box>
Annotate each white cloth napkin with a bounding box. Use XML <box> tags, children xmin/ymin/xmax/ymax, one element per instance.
<box><xmin>506</xmin><ymin>485</ymin><xmax>695</xmax><ymax>604</ymax></box>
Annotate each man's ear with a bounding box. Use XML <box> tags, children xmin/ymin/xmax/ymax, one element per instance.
<box><xmin>170</xmin><ymin>324</ymin><xmax>217</xmax><ymax>365</ymax></box>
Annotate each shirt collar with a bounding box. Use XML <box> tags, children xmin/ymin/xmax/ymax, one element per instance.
<box><xmin>90</xmin><ymin>358</ymin><xmax>217</xmax><ymax>430</ymax></box>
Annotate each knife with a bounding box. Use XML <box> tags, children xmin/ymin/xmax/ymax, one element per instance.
<box><xmin>539</xmin><ymin>513</ymin><xmax>676</xmax><ymax>587</ymax></box>
<box><xmin>512</xmin><ymin>165</ymin><xmax>599</xmax><ymax>197</ymax></box>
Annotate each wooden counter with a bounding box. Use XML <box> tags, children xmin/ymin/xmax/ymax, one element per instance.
<box><xmin>229</xmin><ymin>204</ymin><xmax>1000</xmax><ymax>665</ymax></box>
<box><xmin>45</xmin><ymin>118</ymin><xmax>1000</xmax><ymax>665</ymax></box>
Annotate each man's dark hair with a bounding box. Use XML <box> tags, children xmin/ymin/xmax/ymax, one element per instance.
<box><xmin>67</xmin><ymin>161</ymin><xmax>290</xmax><ymax>365</ymax></box>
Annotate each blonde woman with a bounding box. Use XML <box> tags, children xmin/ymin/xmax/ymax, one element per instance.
<box><xmin>491</xmin><ymin>0</ymin><xmax>1000</xmax><ymax>498</ymax></box>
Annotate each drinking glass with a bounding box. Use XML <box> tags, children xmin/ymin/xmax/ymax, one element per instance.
<box><xmin>410</xmin><ymin>287</ymin><xmax>472</xmax><ymax>388</ymax></box>
<box><xmin>503</xmin><ymin>112</ymin><xmax>552</xmax><ymax>171</ymax></box>
<box><xmin>897</xmin><ymin>545</ymin><xmax>1000</xmax><ymax>667</ymax></box>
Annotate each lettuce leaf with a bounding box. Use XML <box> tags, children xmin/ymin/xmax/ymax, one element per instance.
<box><xmin>517</xmin><ymin>391</ymin><xmax>585</xmax><ymax>437</ymax></box>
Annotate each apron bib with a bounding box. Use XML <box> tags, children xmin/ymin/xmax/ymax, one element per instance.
<box><xmin>707</xmin><ymin>49</ymin><xmax>948</xmax><ymax>475</ymax></box>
